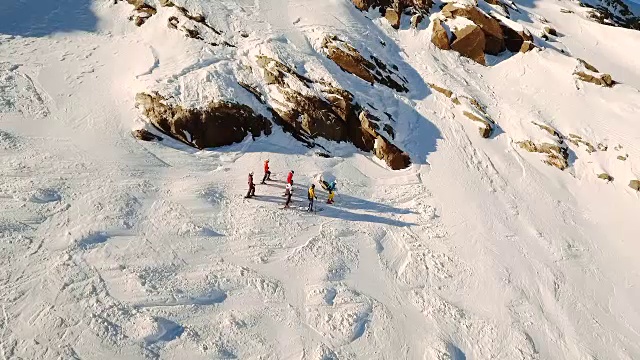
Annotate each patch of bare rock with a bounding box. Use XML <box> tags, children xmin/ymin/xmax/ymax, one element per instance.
<box><xmin>255</xmin><ymin>56</ymin><xmax>411</xmax><ymax>169</ymax></box>
<box><xmin>321</xmin><ymin>35</ymin><xmax>408</xmax><ymax>92</ymax></box>
<box><xmin>427</xmin><ymin>83</ymin><xmax>495</xmax><ymax>138</ymax></box>
<box><xmin>135</xmin><ymin>56</ymin><xmax>411</xmax><ymax>170</ymax></box>
<box><xmin>132</xmin><ymin>129</ymin><xmax>163</xmax><ymax>142</ymax></box>
<box><xmin>135</xmin><ymin>93</ymin><xmax>272</xmax><ymax>149</ymax></box>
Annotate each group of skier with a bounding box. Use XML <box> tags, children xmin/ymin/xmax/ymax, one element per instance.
<box><xmin>245</xmin><ymin>159</ymin><xmax>337</xmax><ymax>212</ymax></box>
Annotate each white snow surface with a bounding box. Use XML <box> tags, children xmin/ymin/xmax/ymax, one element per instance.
<box><xmin>1</xmin><ymin>0</ymin><xmax>640</xmax><ymax>359</ymax></box>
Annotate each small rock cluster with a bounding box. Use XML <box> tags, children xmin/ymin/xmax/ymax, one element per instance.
<box><xmin>428</xmin><ymin>83</ymin><xmax>495</xmax><ymax>138</ymax></box>
<box><xmin>431</xmin><ymin>2</ymin><xmax>535</xmax><ymax>65</ymax></box>
<box><xmin>352</xmin><ymin>0</ymin><xmax>434</xmax><ymax>29</ymax></box>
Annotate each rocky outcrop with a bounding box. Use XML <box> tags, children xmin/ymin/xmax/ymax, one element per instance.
<box><xmin>352</xmin><ymin>0</ymin><xmax>433</xmax><ymax>13</ymax></box>
<box><xmin>442</xmin><ymin>4</ymin><xmax>505</xmax><ymax>55</ymax></box>
<box><xmin>501</xmin><ymin>25</ymin><xmax>533</xmax><ymax>52</ymax></box>
<box><xmin>360</xmin><ymin>112</ymin><xmax>411</xmax><ymax>169</ymax></box>
<box><xmin>428</xmin><ymin>84</ymin><xmax>496</xmax><ymax>137</ymax></box>
<box><xmin>255</xmin><ymin>56</ymin><xmax>411</xmax><ymax>169</ymax></box>
<box><xmin>532</xmin><ymin>122</ymin><xmax>561</xmax><ymax>138</ymax></box>
<box><xmin>321</xmin><ymin>36</ymin><xmax>408</xmax><ymax>92</ymax></box>
<box><xmin>430</xmin><ymin>2</ymin><xmax>537</xmax><ymax>64</ymax></box>
<box><xmin>567</xmin><ymin>134</ymin><xmax>596</xmax><ymax>153</ymax></box>
<box><xmin>598</xmin><ymin>173</ymin><xmax>614</xmax><ymax>182</ymax></box>
<box><xmin>428</xmin><ymin>83</ymin><xmax>454</xmax><ymax>98</ymax></box>
<box><xmin>156</xmin><ymin>2</ymin><xmax>233</xmax><ymax>47</ymax></box>
<box><xmin>517</xmin><ymin>140</ymin><xmax>569</xmax><ymax>170</ymax></box>
<box><xmin>580</xmin><ymin>0</ymin><xmax>640</xmax><ymax>30</ymax></box>
<box><xmin>431</xmin><ymin>19</ymin><xmax>451</xmax><ymax>50</ymax></box>
<box><xmin>519</xmin><ymin>41</ymin><xmax>536</xmax><ymax>53</ymax></box>
<box><xmin>385</xmin><ymin>8</ymin><xmax>402</xmax><ymax>29</ymax></box>
<box><xmin>630</xmin><ymin>180</ymin><xmax>640</xmax><ymax>191</ymax></box>
<box><xmin>577</xmin><ymin>58</ymin><xmax>599</xmax><ymax>72</ymax></box>
<box><xmin>168</xmin><ymin>16</ymin><xmax>179</xmax><ymax>29</ymax></box>
<box><xmin>135</xmin><ymin>93</ymin><xmax>272</xmax><ymax>149</ymax></box>
<box><xmin>351</xmin><ymin>0</ymin><xmax>434</xmax><ymax>28</ymax></box>
<box><xmin>543</xmin><ymin>26</ymin><xmax>557</xmax><ymax>36</ymax></box>
<box><xmin>132</xmin><ymin>129</ymin><xmax>162</xmax><ymax>142</ymax></box>
<box><xmin>574</xmin><ymin>71</ymin><xmax>616</xmax><ymax>87</ymax></box>
<box><xmin>463</xmin><ymin>111</ymin><xmax>493</xmax><ymax>138</ymax></box>
<box><xmin>411</xmin><ymin>14</ymin><xmax>424</xmax><ymax>28</ymax></box>
<box><xmin>451</xmin><ymin>24</ymin><xmax>487</xmax><ymax>65</ymax></box>
<box><xmin>116</xmin><ymin>0</ymin><xmax>157</xmax><ymax>26</ymax></box>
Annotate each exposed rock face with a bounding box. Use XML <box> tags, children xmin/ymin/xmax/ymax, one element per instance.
<box><xmin>352</xmin><ymin>0</ymin><xmax>433</xmax><ymax>12</ymax></box>
<box><xmin>520</xmin><ymin>41</ymin><xmax>536</xmax><ymax>53</ymax></box>
<box><xmin>598</xmin><ymin>173</ymin><xmax>614</xmax><ymax>182</ymax></box>
<box><xmin>630</xmin><ymin>180</ymin><xmax>640</xmax><ymax>191</ymax></box>
<box><xmin>532</xmin><ymin>122</ymin><xmax>561</xmax><ymax>138</ymax></box>
<box><xmin>451</xmin><ymin>24</ymin><xmax>487</xmax><ymax>65</ymax></box>
<box><xmin>501</xmin><ymin>25</ymin><xmax>533</xmax><ymax>52</ymax></box>
<box><xmin>543</xmin><ymin>26</ymin><xmax>557</xmax><ymax>36</ymax></box>
<box><xmin>360</xmin><ymin>112</ymin><xmax>411</xmax><ymax>169</ymax></box>
<box><xmin>517</xmin><ymin>140</ymin><xmax>569</xmax><ymax>170</ymax></box>
<box><xmin>168</xmin><ymin>16</ymin><xmax>179</xmax><ymax>29</ymax></box>
<box><xmin>431</xmin><ymin>19</ymin><xmax>451</xmax><ymax>50</ymax></box>
<box><xmin>580</xmin><ymin>0</ymin><xmax>640</xmax><ymax>30</ymax></box>
<box><xmin>385</xmin><ymin>8</ymin><xmax>402</xmax><ymax>29</ymax></box>
<box><xmin>135</xmin><ymin>93</ymin><xmax>272</xmax><ymax>149</ymax></box>
<box><xmin>578</xmin><ymin>58</ymin><xmax>599</xmax><ymax>72</ymax></box>
<box><xmin>411</xmin><ymin>14</ymin><xmax>424</xmax><ymax>28</ymax></box>
<box><xmin>430</xmin><ymin>2</ymin><xmax>542</xmax><ymax>61</ymax></box>
<box><xmin>428</xmin><ymin>83</ymin><xmax>454</xmax><ymax>98</ymax></box>
<box><xmin>132</xmin><ymin>129</ymin><xmax>162</xmax><ymax>142</ymax></box>
<box><xmin>351</xmin><ymin>0</ymin><xmax>434</xmax><ymax>30</ymax></box>
<box><xmin>567</xmin><ymin>134</ymin><xmax>596</xmax><ymax>153</ymax></box>
<box><xmin>574</xmin><ymin>71</ymin><xmax>616</xmax><ymax>87</ymax></box>
<box><xmin>321</xmin><ymin>36</ymin><xmax>408</xmax><ymax>92</ymax></box>
<box><xmin>255</xmin><ymin>56</ymin><xmax>411</xmax><ymax>169</ymax></box>
<box><xmin>117</xmin><ymin>0</ymin><xmax>157</xmax><ymax>26</ymax></box>
<box><xmin>442</xmin><ymin>3</ymin><xmax>505</xmax><ymax>55</ymax></box>
<box><xmin>352</xmin><ymin>0</ymin><xmax>372</xmax><ymax>10</ymax></box>
<box><xmin>463</xmin><ymin>111</ymin><xmax>493</xmax><ymax>138</ymax></box>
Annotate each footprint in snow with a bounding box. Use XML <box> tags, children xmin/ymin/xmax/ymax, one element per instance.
<box><xmin>29</xmin><ymin>188</ymin><xmax>61</xmax><ymax>203</ymax></box>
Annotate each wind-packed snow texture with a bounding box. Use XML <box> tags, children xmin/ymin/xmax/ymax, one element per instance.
<box><xmin>1</xmin><ymin>0</ymin><xmax>640</xmax><ymax>359</ymax></box>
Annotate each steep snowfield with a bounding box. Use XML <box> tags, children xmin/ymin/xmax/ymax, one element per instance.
<box><xmin>1</xmin><ymin>0</ymin><xmax>640</xmax><ymax>359</ymax></box>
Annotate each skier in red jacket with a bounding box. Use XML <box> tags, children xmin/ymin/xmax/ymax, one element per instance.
<box><xmin>286</xmin><ymin>170</ymin><xmax>294</xmax><ymax>184</ymax></box>
<box><xmin>261</xmin><ymin>160</ymin><xmax>271</xmax><ymax>184</ymax></box>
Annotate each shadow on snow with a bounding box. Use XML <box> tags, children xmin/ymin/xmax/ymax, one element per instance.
<box><xmin>0</xmin><ymin>0</ymin><xmax>98</xmax><ymax>37</ymax></box>
<box><xmin>249</xmin><ymin>194</ymin><xmax>415</xmax><ymax>227</ymax></box>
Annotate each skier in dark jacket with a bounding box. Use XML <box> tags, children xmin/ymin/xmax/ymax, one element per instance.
<box><xmin>284</xmin><ymin>181</ymin><xmax>293</xmax><ymax>208</ymax></box>
<box><xmin>246</xmin><ymin>172</ymin><xmax>256</xmax><ymax>198</ymax></box>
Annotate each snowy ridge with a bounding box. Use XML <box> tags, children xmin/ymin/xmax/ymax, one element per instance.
<box><xmin>1</xmin><ymin>0</ymin><xmax>640</xmax><ymax>359</ymax></box>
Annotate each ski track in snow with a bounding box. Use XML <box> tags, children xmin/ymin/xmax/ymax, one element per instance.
<box><xmin>1</xmin><ymin>0</ymin><xmax>640</xmax><ymax>359</ymax></box>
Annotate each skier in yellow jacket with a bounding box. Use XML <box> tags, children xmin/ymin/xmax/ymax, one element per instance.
<box><xmin>307</xmin><ymin>184</ymin><xmax>317</xmax><ymax>212</ymax></box>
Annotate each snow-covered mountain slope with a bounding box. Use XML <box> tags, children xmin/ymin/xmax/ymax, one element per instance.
<box><xmin>1</xmin><ymin>0</ymin><xmax>640</xmax><ymax>359</ymax></box>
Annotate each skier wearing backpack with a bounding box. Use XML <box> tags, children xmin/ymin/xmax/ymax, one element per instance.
<box><xmin>261</xmin><ymin>160</ymin><xmax>271</xmax><ymax>184</ymax></box>
<box><xmin>326</xmin><ymin>180</ymin><xmax>337</xmax><ymax>204</ymax></box>
<box><xmin>284</xmin><ymin>181</ymin><xmax>293</xmax><ymax>208</ymax></box>
<box><xmin>246</xmin><ymin>172</ymin><xmax>256</xmax><ymax>198</ymax></box>
<box><xmin>307</xmin><ymin>184</ymin><xmax>317</xmax><ymax>212</ymax></box>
